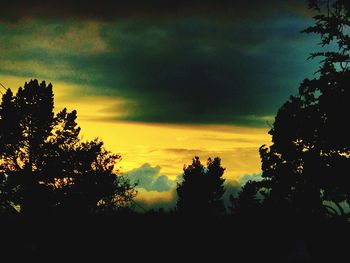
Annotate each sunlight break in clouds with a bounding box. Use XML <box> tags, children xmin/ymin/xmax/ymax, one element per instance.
<box><xmin>0</xmin><ymin>75</ymin><xmax>271</xmax><ymax>180</ymax></box>
<box><xmin>0</xmin><ymin>75</ymin><xmax>270</xmax><ymax>206</ymax></box>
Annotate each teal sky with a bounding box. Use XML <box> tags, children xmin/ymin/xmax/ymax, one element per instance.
<box><xmin>0</xmin><ymin>0</ymin><xmax>320</xmax><ymax>127</ymax></box>
<box><xmin>0</xmin><ymin>0</ymin><xmax>324</xmax><ymax>208</ymax></box>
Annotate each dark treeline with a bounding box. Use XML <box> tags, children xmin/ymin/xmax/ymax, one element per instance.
<box><xmin>1</xmin><ymin>0</ymin><xmax>350</xmax><ymax>261</ymax></box>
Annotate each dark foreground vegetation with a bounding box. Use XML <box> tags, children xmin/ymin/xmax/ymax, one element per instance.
<box><xmin>1</xmin><ymin>0</ymin><xmax>350</xmax><ymax>262</ymax></box>
<box><xmin>1</xmin><ymin>212</ymin><xmax>349</xmax><ymax>262</ymax></box>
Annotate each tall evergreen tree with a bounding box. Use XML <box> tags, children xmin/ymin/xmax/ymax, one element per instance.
<box><xmin>176</xmin><ymin>157</ymin><xmax>225</xmax><ymax>217</ymax></box>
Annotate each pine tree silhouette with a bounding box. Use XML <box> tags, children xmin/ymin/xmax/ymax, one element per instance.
<box><xmin>176</xmin><ymin>157</ymin><xmax>225</xmax><ymax>217</ymax></box>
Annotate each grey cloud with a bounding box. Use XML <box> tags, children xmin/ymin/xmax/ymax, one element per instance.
<box><xmin>82</xmin><ymin>17</ymin><xmax>319</xmax><ymax>126</ymax></box>
<box><xmin>239</xmin><ymin>173</ymin><xmax>263</xmax><ymax>185</ymax></box>
<box><xmin>0</xmin><ymin>6</ymin><xmax>320</xmax><ymax>127</ymax></box>
<box><xmin>223</xmin><ymin>173</ymin><xmax>263</xmax><ymax>207</ymax></box>
<box><xmin>152</xmin><ymin>175</ymin><xmax>175</xmax><ymax>192</ymax></box>
<box><xmin>125</xmin><ymin>163</ymin><xmax>175</xmax><ymax>192</ymax></box>
<box><xmin>133</xmin><ymin>177</ymin><xmax>258</xmax><ymax>212</ymax></box>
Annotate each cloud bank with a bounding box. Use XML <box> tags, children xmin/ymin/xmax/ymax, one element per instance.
<box><xmin>126</xmin><ymin>160</ymin><xmax>261</xmax><ymax>211</ymax></box>
<box><xmin>0</xmin><ymin>12</ymin><xmax>319</xmax><ymax>127</ymax></box>
<box><xmin>125</xmin><ymin>163</ymin><xmax>176</xmax><ymax>192</ymax></box>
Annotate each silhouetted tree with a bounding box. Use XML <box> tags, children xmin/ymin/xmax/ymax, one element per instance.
<box><xmin>0</xmin><ymin>80</ymin><xmax>137</xmax><ymax>215</ymax></box>
<box><xmin>229</xmin><ymin>180</ymin><xmax>261</xmax><ymax>217</ymax></box>
<box><xmin>176</xmin><ymin>157</ymin><xmax>225</xmax><ymax>217</ymax></box>
<box><xmin>304</xmin><ymin>0</ymin><xmax>350</xmax><ymax>72</ymax></box>
<box><xmin>255</xmin><ymin>0</ymin><xmax>350</xmax><ymax>218</ymax></box>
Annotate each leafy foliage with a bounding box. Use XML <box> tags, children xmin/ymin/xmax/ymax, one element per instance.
<box><xmin>250</xmin><ymin>0</ymin><xmax>350</xmax><ymax>218</ymax></box>
<box><xmin>0</xmin><ymin>80</ymin><xmax>137</xmax><ymax>215</ymax></box>
<box><xmin>303</xmin><ymin>0</ymin><xmax>350</xmax><ymax>71</ymax></box>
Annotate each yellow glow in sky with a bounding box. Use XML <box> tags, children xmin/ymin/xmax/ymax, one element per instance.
<box><xmin>1</xmin><ymin>75</ymin><xmax>271</xmax><ymax>205</ymax></box>
<box><xmin>79</xmin><ymin>120</ymin><xmax>270</xmax><ymax>181</ymax></box>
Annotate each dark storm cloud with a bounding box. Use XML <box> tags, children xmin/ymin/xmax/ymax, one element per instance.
<box><xmin>94</xmin><ymin>17</ymin><xmax>319</xmax><ymax>126</ymax></box>
<box><xmin>1</xmin><ymin>0</ymin><xmax>307</xmax><ymax>22</ymax></box>
<box><xmin>0</xmin><ymin>1</ymin><xmax>320</xmax><ymax>126</ymax></box>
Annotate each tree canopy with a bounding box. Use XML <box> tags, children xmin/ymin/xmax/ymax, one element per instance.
<box><xmin>0</xmin><ymin>80</ymin><xmax>137</xmax><ymax>216</ymax></box>
<box><xmin>176</xmin><ymin>156</ymin><xmax>226</xmax><ymax>217</ymax></box>
<box><xmin>246</xmin><ymin>0</ymin><xmax>350</xmax><ymax>218</ymax></box>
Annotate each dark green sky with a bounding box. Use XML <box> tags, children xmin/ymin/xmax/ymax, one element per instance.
<box><xmin>0</xmin><ymin>0</ymin><xmax>320</xmax><ymax>127</ymax></box>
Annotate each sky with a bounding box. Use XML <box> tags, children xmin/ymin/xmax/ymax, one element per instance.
<box><xmin>0</xmin><ymin>0</ymin><xmax>320</xmax><ymax>209</ymax></box>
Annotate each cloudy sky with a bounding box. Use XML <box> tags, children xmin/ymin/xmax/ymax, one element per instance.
<box><xmin>0</xmin><ymin>0</ymin><xmax>320</xmax><ymax>209</ymax></box>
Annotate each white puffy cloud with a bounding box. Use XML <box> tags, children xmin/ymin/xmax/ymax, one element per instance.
<box><xmin>125</xmin><ymin>163</ymin><xmax>176</xmax><ymax>192</ymax></box>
